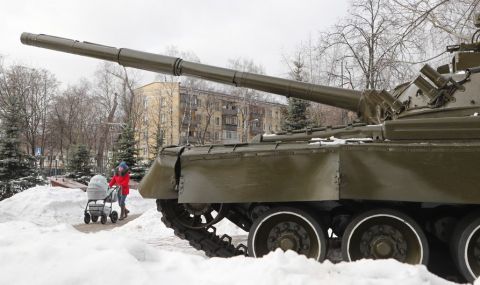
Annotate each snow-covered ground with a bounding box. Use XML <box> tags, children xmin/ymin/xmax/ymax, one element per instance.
<box><xmin>0</xmin><ymin>186</ymin><xmax>154</xmax><ymax>226</ymax></box>
<box><xmin>0</xmin><ymin>186</ymin><xmax>468</xmax><ymax>285</ymax></box>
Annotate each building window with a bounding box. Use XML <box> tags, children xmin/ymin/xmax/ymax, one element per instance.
<box><xmin>224</xmin><ymin>116</ymin><xmax>238</xmax><ymax>125</ymax></box>
<box><xmin>215</xmin><ymin>132</ymin><xmax>219</xmax><ymax>141</ymax></box>
<box><xmin>161</xmin><ymin>98</ymin><xmax>166</xmax><ymax>107</ymax></box>
<box><xmin>215</xmin><ymin>117</ymin><xmax>220</xmax><ymax>126</ymax></box>
<box><xmin>161</xmin><ymin>114</ymin><xmax>166</xmax><ymax>123</ymax></box>
<box><xmin>223</xmin><ymin>130</ymin><xmax>238</xmax><ymax>140</ymax></box>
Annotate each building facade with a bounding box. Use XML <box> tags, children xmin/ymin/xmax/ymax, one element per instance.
<box><xmin>135</xmin><ymin>82</ymin><xmax>285</xmax><ymax>160</ymax></box>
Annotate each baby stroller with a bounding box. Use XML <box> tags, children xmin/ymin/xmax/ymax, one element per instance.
<box><xmin>84</xmin><ymin>175</ymin><xmax>119</xmax><ymax>224</ymax></box>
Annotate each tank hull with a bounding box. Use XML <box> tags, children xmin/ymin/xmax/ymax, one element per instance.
<box><xmin>140</xmin><ymin>142</ymin><xmax>480</xmax><ymax>205</ymax></box>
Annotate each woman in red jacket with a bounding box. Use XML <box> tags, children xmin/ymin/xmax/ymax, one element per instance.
<box><xmin>109</xmin><ymin>161</ymin><xmax>130</xmax><ymax>220</ymax></box>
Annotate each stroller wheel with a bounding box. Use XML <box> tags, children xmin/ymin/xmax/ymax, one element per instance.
<box><xmin>91</xmin><ymin>215</ymin><xmax>99</xmax><ymax>223</ymax></box>
<box><xmin>111</xmin><ymin>211</ymin><xmax>118</xmax><ymax>224</ymax></box>
<box><xmin>100</xmin><ymin>214</ymin><xmax>107</xmax><ymax>224</ymax></box>
<box><xmin>84</xmin><ymin>213</ymin><xmax>91</xmax><ymax>224</ymax></box>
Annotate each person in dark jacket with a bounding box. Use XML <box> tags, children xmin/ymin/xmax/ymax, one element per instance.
<box><xmin>109</xmin><ymin>161</ymin><xmax>130</xmax><ymax>220</ymax></box>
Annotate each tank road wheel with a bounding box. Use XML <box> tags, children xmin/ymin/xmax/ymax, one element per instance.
<box><xmin>248</xmin><ymin>207</ymin><xmax>327</xmax><ymax>261</ymax></box>
<box><xmin>451</xmin><ymin>213</ymin><xmax>480</xmax><ymax>282</ymax></box>
<box><xmin>162</xmin><ymin>200</ymin><xmax>226</xmax><ymax>229</ymax></box>
<box><xmin>342</xmin><ymin>209</ymin><xmax>429</xmax><ymax>265</ymax></box>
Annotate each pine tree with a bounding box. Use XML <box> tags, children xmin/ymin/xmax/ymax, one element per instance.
<box><xmin>283</xmin><ymin>58</ymin><xmax>311</xmax><ymax>131</ymax></box>
<box><xmin>66</xmin><ymin>144</ymin><xmax>92</xmax><ymax>184</ymax></box>
<box><xmin>0</xmin><ymin>95</ymin><xmax>42</xmax><ymax>200</ymax></box>
<box><xmin>113</xmin><ymin>123</ymin><xmax>138</xmax><ymax>168</ymax></box>
<box><xmin>112</xmin><ymin>122</ymin><xmax>144</xmax><ymax>180</ymax></box>
<box><xmin>149</xmin><ymin>126</ymin><xmax>164</xmax><ymax>165</ymax></box>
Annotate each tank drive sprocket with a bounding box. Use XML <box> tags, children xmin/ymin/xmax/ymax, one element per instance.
<box><xmin>157</xmin><ymin>199</ymin><xmax>247</xmax><ymax>258</ymax></box>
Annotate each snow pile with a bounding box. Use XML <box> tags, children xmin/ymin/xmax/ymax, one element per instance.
<box><xmin>113</xmin><ymin>208</ymin><xmax>173</xmax><ymax>238</ymax></box>
<box><xmin>0</xmin><ymin>186</ymin><xmax>154</xmax><ymax>225</ymax></box>
<box><xmin>0</xmin><ymin>220</ymin><xmax>455</xmax><ymax>285</ymax></box>
<box><xmin>0</xmin><ymin>187</ymin><xmax>465</xmax><ymax>284</ymax></box>
<box><xmin>115</xmin><ymin>208</ymin><xmax>247</xmax><ymax>238</ymax></box>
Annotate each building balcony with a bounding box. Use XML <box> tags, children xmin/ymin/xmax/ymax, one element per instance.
<box><xmin>222</xmin><ymin>108</ymin><xmax>238</xmax><ymax>115</ymax></box>
<box><xmin>222</xmin><ymin>124</ymin><xmax>237</xmax><ymax>131</ymax></box>
<box><xmin>181</xmin><ymin>120</ymin><xmax>199</xmax><ymax>128</ymax></box>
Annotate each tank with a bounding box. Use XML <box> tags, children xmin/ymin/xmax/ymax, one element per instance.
<box><xmin>20</xmin><ymin>25</ymin><xmax>480</xmax><ymax>281</ymax></box>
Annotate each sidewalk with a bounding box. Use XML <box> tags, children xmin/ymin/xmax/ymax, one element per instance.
<box><xmin>73</xmin><ymin>214</ymin><xmax>141</xmax><ymax>233</ymax></box>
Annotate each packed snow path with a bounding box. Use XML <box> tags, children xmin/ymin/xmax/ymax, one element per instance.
<box><xmin>73</xmin><ymin>214</ymin><xmax>142</xmax><ymax>233</ymax></box>
<box><xmin>0</xmin><ymin>186</ymin><xmax>471</xmax><ymax>285</ymax></box>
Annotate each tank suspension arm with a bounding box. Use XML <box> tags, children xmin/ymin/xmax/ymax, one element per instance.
<box><xmin>20</xmin><ymin>32</ymin><xmax>362</xmax><ymax>112</ymax></box>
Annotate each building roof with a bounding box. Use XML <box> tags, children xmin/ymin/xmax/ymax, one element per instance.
<box><xmin>136</xmin><ymin>81</ymin><xmax>286</xmax><ymax>107</ymax></box>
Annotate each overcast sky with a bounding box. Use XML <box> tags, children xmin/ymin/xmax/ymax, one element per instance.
<box><xmin>1</xmin><ymin>0</ymin><xmax>349</xmax><ymax>87</ymax></box>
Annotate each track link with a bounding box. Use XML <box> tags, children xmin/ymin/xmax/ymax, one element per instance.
<box><xmin>158</xmin><ymin>199</ymin><xmax>247</xmax><ymax>257</ymax></box>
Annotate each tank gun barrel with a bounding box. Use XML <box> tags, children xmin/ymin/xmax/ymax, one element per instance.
<box><xmin>21</xmin><ymin>32</ymin><xmax>362</xmax><ymax>112</ymax></box>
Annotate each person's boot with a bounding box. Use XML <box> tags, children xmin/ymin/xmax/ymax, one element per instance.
<box><xmin>119</xmin><ymin>206</ymin><xmax>125</xmax><ymax>220</ymax></box>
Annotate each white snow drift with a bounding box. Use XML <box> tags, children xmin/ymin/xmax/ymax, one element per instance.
<box><xmin>0</xmin><ymin>186</ymin><xmax>154</xmax><ymax>225</ymax></box>
<box><xmin>0</xmin><ymin>186</ymin><xmax>468</xmax><ymax>284</ymax></box>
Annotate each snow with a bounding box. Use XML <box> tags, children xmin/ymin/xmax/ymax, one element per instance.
<box><xmin>0</xmin><ymin>220</ymin><xmax>456</xmax><ymax>285</ymax></box>
<box><xmin>310</xmin><ymin>136</ymin><xmax>373</xmax><ymax>145</ymax></box>
<box><xmin>0</xmin><ymin>186</ymin><xmax>155</xmax><ymax>225</ymax></box>
<box><xmin>0</xmin><ymin>186</ymin><xmax>465</xmax><ymax>284</ymax></box>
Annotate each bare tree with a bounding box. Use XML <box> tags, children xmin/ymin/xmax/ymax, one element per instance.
<box><xmin>0</xmin><ymin>64</ymin><xmax>57</xmax><ymax>156</ymax></box>
<box><xmin>197</xmin><ymin>92</ymin><xmax>216</xmax><ymax>145</ymax></box>
<box><xmin>93</xmin><ymin>63</ymin><xmax>119</xmax><ymax>169</ymax></box>
<box><xmin>155</xmin><ymin>46</ymin><xmax>207</xmax><ymax>145</ymax></box>
<box><xmin>286</xmin><ymin>0</ymin><xmax>469</xmax><ymax>127</ymax></box>
<box><xmin>226</xmin><ymin>58</ymin><xmax>265</xmax><ymax>142</ymax></box>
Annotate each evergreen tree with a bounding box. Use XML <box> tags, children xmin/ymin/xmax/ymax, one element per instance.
<box><xmin>283</xmin><ymin>58</ymin><xmax>311</xmax><ymax>131</ymax></box>
<box><xmin>112</xmin><ymin>123</ymin><xmax>145</xmax><ymax>180</ymax></box>
<box><xmin>149</xmin><ymin>127</ymin><xmax>164</xmax><ymax>165</ymax></box>
<box><xmin>66</xmin><ymin>144</ymin><xmax>92</xmax><ymax>184</ymax></box>
<box><xmin>0</xmin><ymin>95</ymin><xmax>42</xmax><ymax>200</ymax></box>
<box><xmin>113</xmin><ymin>123</ymin><xmax>138</xmax><ymax>168</ymax></box>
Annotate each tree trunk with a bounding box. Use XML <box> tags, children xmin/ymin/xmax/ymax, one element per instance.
<box><xmin>96</xmin><ymin>93</ymin><xmax>118</xmax><ymax>168</ymax></box>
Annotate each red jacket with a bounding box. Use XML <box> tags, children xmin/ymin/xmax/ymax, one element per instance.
<box><xmin>109</xmin><ymin>172</ymin><xmax>130</xmax><ymax>195</ymax></box>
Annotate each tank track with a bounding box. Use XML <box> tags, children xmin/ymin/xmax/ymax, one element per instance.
<box><xmin>157</xmin><ymin>199</ymin><xmax>247</xmax><ymax>257</ymax></box>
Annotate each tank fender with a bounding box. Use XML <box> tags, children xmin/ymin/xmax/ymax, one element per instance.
<box><xmin>138</xmin><ymin>146</ymin><xmax>185</xmax><ymax>199</ymax></box>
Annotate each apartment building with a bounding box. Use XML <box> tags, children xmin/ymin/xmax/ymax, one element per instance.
<box><xmin>135</xmin><ymin>82</ymin><xmax>285</xmax><ymax>160</ymax></box>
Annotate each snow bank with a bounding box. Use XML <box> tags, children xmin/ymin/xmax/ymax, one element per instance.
<box><xmin>0</xmin><ymin>185</ymin><xmax>243</xmax><ymax>236</ymax></box>
<box><xmin>0</xmin><ymin>187</ymin><xmax>464</xmax><ymax>285</ymax></box>
<box><xmin>114</xmin><ymin>208</ymin><xmax>247</xmax><ymax>240</ymax></box>
<box><xmin>113</xmin><ymin>208</ymin><xmax>174</xmax><ymax>238</ymax></box>
<box><xmin>0</xmin><ymin>186</ymin><xmax>155</xmax><ymax>225</ymax></box>
<box><xmin>0</xmin><ymin>221</ymin><xmax>455</xmax><ymax>285</ymax></box>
